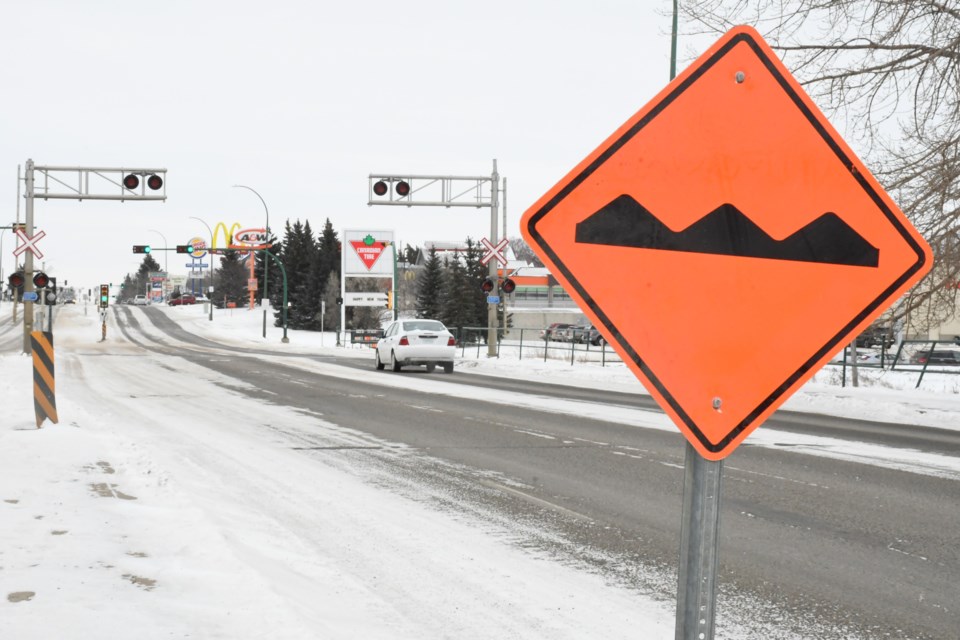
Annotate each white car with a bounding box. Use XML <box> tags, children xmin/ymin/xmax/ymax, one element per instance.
<box><xmin>375</xmin><ymin>319</ymin><xmax>456</xmax><ymax>373</ymax></box>
<box><xmin>133</xmin><ymin>294</ymin><xmax>149</xmax><ymax>306</ymax></box>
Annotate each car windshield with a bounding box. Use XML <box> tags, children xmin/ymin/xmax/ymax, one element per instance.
<box><xmin>402</xmin><ymin>320</ymin><xmax>446</xmax><ymax>332</ymax></box>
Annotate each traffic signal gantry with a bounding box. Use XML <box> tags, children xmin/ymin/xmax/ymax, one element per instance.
<box><xmin>18</xmin><ymin>160</ymin><xmax>168</xmax><ymax>353</ymax></box>
<box><xmin>368</xmin><ymin>161</ymin><xmax>505</xmax><ymax>356</ymax></box>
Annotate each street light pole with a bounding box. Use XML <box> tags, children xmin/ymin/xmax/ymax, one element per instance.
<box><xmin>232</xmin><ymin>185</ymin><xmax>270</xmax><ymax>298</ymax></box>
<box><xmin>233</xmin><ymin>184</ymin><xmax>270</xmax><ymax>339</ymax></box>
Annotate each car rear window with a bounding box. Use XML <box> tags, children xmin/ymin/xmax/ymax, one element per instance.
<box><xmin>403</xmin><ymin>321</ymin><xmax>446</xmax><ymax>332</ymax></box>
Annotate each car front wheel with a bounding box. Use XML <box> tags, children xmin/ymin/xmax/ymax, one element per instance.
<box><xmin>375</xmin><ymin>350</ymin><xmax>385</xmax><ymax>370</ymax></box>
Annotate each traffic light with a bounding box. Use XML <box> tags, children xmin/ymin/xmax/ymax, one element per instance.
<box><xmin>123</xmin><ymin>173</ymin><xmax>163</xmax><ymax>191</ymax></box>
<box><xmin>99</xmin><ymin>284</ymin><xmax>110</xmax><ymax>308</ymax></box>
<box><xmin>43</xmin><ymin>277</ymin><xmax>57</xmax><ymax>305</ymax></box>
<box><xmin>386</xmin><ymin>291</ymin><xmax>394</xmax><ymax>309</ymax></box>
<box><xmin>481</xmin><ymin>277</ymin><xmax>496</xmax><ymax>293</ymax></box>
<box><xmin>176</xmin><ymin>245</ymin><xmax>192</xmax><ymax>253</ymax></box>
<box><xmin>8</xmin><ymin>271</ymin><xmax>25</xmax><ymax>290</ymax></box>
<box><xmin>133</xmin><ymin>245</ymin><xmax>151</xmax><ymax>254</ymax></box>
<box><xmin>33</xmin><ymin>272</ymin><xmax>50</xmax><ymax>288</ymax></box>
<box><xmin>372</xmin><ymin>179</ymin><xmax>411</xmax><ymax>198</ymax></box>
<box><xmin>501</xmin><ymin>278</ymin><xmax>516</xmax><ymax>294</ymax></box>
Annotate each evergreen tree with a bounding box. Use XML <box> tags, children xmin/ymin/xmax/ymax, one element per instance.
<box><xmin>403</xmin><ymin>244</ymin><xmax>421</xmax><ymax>266</ymax></box>
<box><xmin>321</xmin><ymin>271</ymin><xmax>341</xmax><ymax>334</ymax></box>
<box><xmin>120</xmin><ymin>274</ymin><xmax>136</xmax><ymax>303</ymax></box>
<box><xmin>462</xmin><ymin>238</ymin><xmax>488</xmax><ymax>328</ymax></box>
<box><xmin>305</xmin><ymin>219</ymin><xmax>340</xmax><ymax>331</ymax></box>
<box><xmin>440</xmin><ymin>255</ymin><xmax>473</xmax><ymax>333</ymax></box>
<box><xmin>415</xmin><ymin>246</ymin><xmax>444</xmax><ymax>319</ymax></box>
<box><xmin>273</xmin><ymin>220</ymin><xmax>317</xmax><ymax>329</ymax></box>
<box><xmin>214</xmin><ymin>250</ymin><xmax>249</xmax><ymax>305</ymax></box>
<box><xmin>134</xmin><ymin>255</ymin><xmax>162</xmax><ymax>299</ymax></box>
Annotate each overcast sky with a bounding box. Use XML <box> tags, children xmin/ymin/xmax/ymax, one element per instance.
<box><xmin>0</xmin><ymin>0</ymin><xmax>686</xmax><ymax>292</ymax></box>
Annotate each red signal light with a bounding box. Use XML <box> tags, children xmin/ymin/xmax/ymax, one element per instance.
<box><xmin>481</xmin><ymin>277</ymin><xmax>496</xmax><ymax>293</ymax></box>
<box><xmin>501</xmin><ymin>278</ymin><xmax>516</xmax><ymax>294</ymax></box>
<box><xmin>8</xmin><ymin>272</ymin><xmax>25</xmax><ymax>288</ymax></box>
<box><xmin>123</xmin><ymin>174</ymin><xmax>140</xmax><ymax>190</ymax></box>
<box><xmin>395</xmin><ymin>181</ymin><xmax>411</xmax><ymax>197</ymax></box>
<box><xmin>146</xmin><ymin>174</ymin><xmax>163</xmax><ymax>190</ymax></box>
<box><xmin>33</xmin><ymin>272</ymin><xmax>50</xmax><ymax>288</ymax></box>
<box><xmin>373</xmin><ymin>180</ymin><xmax>388</xmax><ymax>196</ymax></box>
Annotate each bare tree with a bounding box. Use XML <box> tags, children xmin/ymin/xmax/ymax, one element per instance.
<box><xmin>681</xmin><ymin>0</ymin><xmax>960</xmax><ymax>330</ymax></box>
<box><xmin>508</xmin><ymin>237</ymin><xmax>544</xmax><ymax>268</ymax></box>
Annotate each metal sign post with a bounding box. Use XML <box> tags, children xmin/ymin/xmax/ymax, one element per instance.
<box><xmin>675</xmin><ymin>442</ymin><xmax>724</xmax><ymax>639</ymax></box>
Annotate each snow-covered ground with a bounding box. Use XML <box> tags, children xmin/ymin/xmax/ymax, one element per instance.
<box><xmin>1</xmin><ymin>303</ymin><xmax>958</xmax><ymax>638</ymax></box>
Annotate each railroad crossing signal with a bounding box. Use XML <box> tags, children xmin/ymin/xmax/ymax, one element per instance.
<box><xmin>480</xmin><ymin>237</ymin><xmax>508</xmax><ymax>266</ymax></box>
<box><xmin>13</xmin><ymin>227</ymin><xmax>47</xmax><ymax>259</ymax></box>
<box><xmin>123</xmin><ymin>173</ymin><xmax>164</xmax><ymax>192</ymax></box>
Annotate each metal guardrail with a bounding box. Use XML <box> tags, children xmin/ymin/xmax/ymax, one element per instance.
<box><xmin>340</xmin><ymin>326</ymin><xmax>959</xmax><ymax>387</ymax></box>
<box><xmin>452</xmin><ymin>326</ymin><xmax>623</xmax><ymax>366</ymax></box>
<box><xmin>828</xmin><ymin>338</ymin><xmax>960</xmax><ymax>389</ymax></box>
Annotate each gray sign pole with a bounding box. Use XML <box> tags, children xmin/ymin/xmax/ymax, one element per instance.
<box><xmin>667</xmin><ymin>14</ymin><xmax>724</xmax><ymax>637</ymax></box>
<box><xmin>486</xmin><ymin>160</ymin><xmax>499</xmax><ymax>356</ymax></box>
<box><xmin>675</xmin><ymin>441</ymin><xmax>724</xmax><ymax>639</ymax></box>
<box><xmin>22</xmin><ymin>160</ymin><xmax>35</xmax><ymax>353</ymax></box>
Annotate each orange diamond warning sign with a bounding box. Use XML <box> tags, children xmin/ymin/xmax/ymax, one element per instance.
<box><xmin>521</xmin><ymin>26</ymin><xmax>932</xmax><ymax>460</ymax></box>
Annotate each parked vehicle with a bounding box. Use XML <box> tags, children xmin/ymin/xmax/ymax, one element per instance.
<box><xmin>212</xmin><ymin>296</ymin><xmax>248</xmax><ymax>309</ymax></box>
<box><xmin>168</xmin><ymin>293</ymin><xmax>197</xmax><ymax>306</ymax></box>
<box><xmin>540</xmin><ymin>323</ymin><xmax>573</xmax><ymax>342</ymax></box>
<box><xmin>912</xmin><ymin>349</ymin><xmax>960</xmax><ymax>366</ymax></box>
<box><xmin>375</xmin><ymin>319</ymin><xmax>456</xmax><ymax>373</ymax></box>
<box><xmin>570</xmin><ymin>324</ymin><xmax>605</xmax><ymax>346</ymax></box>
<box><xmin>857</xmin><ymin>350</ymin><xmax>892</xmax><ymax>365</ymax></box>
<box><xmin>133</xmin><ymin>295</ymin><xmax>149</xmax><ymax>306</ymax></box>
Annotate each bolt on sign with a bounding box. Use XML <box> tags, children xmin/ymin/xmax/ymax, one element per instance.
<box><xmin>521</xmin><ymin>26</ymin><xmax>931</xmax><ymax>460</ymax></box>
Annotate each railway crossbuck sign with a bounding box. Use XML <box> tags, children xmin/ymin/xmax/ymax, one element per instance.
<box><xmin>521</xmin><ymin>26</ymin><xmax>932</xmax><ymax>460</ymax></box>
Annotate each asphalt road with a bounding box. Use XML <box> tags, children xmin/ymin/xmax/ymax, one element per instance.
<box><xmin>96</xmin><ymin>306</ymin><xmax>960</xmax><ymax>638</ymax></box>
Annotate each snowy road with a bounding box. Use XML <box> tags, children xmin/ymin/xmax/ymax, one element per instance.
<box><xmin>1</xmin><ymin>304</ymin><xmax>957</xmax><ymax>639</ymax></box>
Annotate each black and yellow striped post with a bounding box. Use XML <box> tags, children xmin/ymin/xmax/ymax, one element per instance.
<box><xmin>30</xmin><ymin>331</ymin><xmax>59</xmax><ymax>428</ymax></box>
